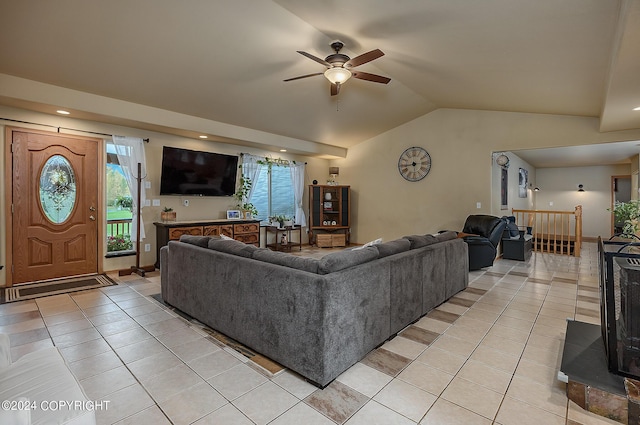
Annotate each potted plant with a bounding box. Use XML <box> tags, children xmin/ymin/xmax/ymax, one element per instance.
<box><xmin>609</xmin><ymin>200</ymin><xmax>640</xmax><ymax>239</ymax></box>
<box><xmin>233</xmin><ymin>175</ymin><xmax>258</xmax><ymax>218</ymax></box>
<box><xmin>268</xmin><ymin>216</ymin><xmax>281</xmax><ymax>227</ymax></box>
<box><xmin>161</xmin><ymin>206</ymin><xmax>176</xmax><ymax>222</ymax></box>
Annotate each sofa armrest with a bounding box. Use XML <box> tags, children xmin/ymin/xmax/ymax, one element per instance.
<box><xmin>0</xmin><ymin>333</ymin><xmax>11</xmax><ymax>368</ymax></box>
<box><xmin>462</xmin><ymin>236</ymin><xmax>492</xmax><ymax>245</ymax></box>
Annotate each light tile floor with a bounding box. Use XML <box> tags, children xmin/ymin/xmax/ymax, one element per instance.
<box><xmin>0</xmin><ymin>242</ymin><xmax>622</xmax><ymax>424</ymax></box>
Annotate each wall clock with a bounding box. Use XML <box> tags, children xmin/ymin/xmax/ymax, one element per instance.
<box><xmin>398</xmin><ymin>147</ymin><xmax>431</xmax><ymax>181</ymax></box>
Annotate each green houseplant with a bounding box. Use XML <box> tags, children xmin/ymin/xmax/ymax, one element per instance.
<box><xmin>161</xmin><ymin>206</ymin><xmax>176</xmax><ymax>222</ymax></box>
<box><xmin>610</xmin><ymin>200</ymin><xmax>640</xmax><ymax>238</ymax></box>
<box><xmin>233</xmin><ymin>175</ymin><xmax>258</xmax><ymax>218</ymax></box>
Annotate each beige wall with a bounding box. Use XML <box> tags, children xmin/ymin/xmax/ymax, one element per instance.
<box><xmin>0</xmin><ymin>106</ymin><xmax>329</xmax><ymax>285</ymax></box>
<box><xmin>535</xmin><ymin>164</ymin><xmax>630</xmax><ymax>239</ymax></box>
<box><xmin>332</xmin><ymin>109</ymin><xmax>640</xmax><ymax>243</ymax></box>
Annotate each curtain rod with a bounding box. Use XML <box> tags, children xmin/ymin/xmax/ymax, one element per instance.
<box><xmin>240</xmin><ymin>152</ymin><xmax>307</xmax><ymax>165</ymax></box>
<box><xmin>0</xmin><ymin>117</ymin><xmax>149</xmax><ymax>142</ymax></box>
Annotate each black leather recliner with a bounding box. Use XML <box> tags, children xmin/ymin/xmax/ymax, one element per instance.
<box><xmin>460</xmin><ymin>215</ymin><xmax>508</xmax><ymax>271</ymax></box>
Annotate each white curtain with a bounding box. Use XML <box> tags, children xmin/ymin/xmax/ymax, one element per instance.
<box><xmin>112</xmin><ymin>136</ymin><xmax>147</xmax><ymax>241</ymax></box>
<box><xmin>240</xmin><ymin>153</ymin><xmax>263</xmax><ymax>200</ymax></box>
<box><xmin>290</xmin><ymin>163</ymin><xmax>306</xmax><ymax>226</ymax></box>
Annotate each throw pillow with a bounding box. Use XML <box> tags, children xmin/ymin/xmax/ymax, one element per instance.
<box><xmin>318</xmin><ymin>247</ymin><xmax>378</xmax><ymax>274</ymax></box>
<box><xmin>403</xmin><ymin>234</ymin><xmax>438</xmax><ymax>249</ymax></box>
<box><xmin>506</xmin><ymin>221</ymin><xmax>519</xmax><ymax>237</ymax></box>
<box><xmin>375</xmin><ymin>238</ymin><xmax>411</xmax><ymax>258</ymax></box>
<box><xmin>351</xmin><ymin>237</ymin><xmax>383</xmax><ymax>250</ymax></box>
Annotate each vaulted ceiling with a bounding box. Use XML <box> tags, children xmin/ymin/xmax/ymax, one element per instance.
<box><xmin>0</xmin><ymin>0</ymin><xmax>639</xmax><ymax>159</ymax></box>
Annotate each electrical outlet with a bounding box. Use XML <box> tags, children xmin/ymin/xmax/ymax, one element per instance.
<box><xmin>476</xmin><ymin>202</ymin><xmax>481</xmax><ymax>209</ymax></box>
<box><xmin>152</xmin><ymin>199</ymin><xmax>160</xmax><ymax>207</ymax></box>
<box><xmin>549</xmin><ymin>201</ymin><xmax>554</xmax><ymax>206</ymax></box>
<box><xmin>183</xmin><ymin>199</ymin><xmax>189</xmax><ymax>207</ymax></box>
<box><xmin>144</xmin><ymin>181</ymin><xmax>151</xmax><ymax>189</ymax></box>
<box><xmin>144</xmin><ymin>244</ymin><xmax>151</xmax><ymax>252</ymax></box>
<box><xmin>144</xmin><ymin>199</ymin><xmax>150</xmax><ymax>207</ymax></box>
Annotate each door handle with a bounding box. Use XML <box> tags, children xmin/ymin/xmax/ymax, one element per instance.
<box><xmin>89</xmin><ymin>206</ymin><xmax>96</xmax><ymax>211</ymax></box>
<box><xmin>89</xmin><ymin>215</ymin><xmax>96</xmax><ymax>221</ymax></box>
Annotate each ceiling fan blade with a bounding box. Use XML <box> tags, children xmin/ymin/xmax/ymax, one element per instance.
<box><xmin>352</xmin><ymin>71</ymin><xmax>391</xmax><ymax>84</ymax></box>
<box><xmin>283</xmin><ymin>72</ymin><xmax>324</xmax><ymax>82</ymax></box>
<box><xmin>331</xmin><ymin>82</ymin><xmax>340</xmax><ymax>96</ymax></box>
<box><xmin>297</xmin><ymin>51</ymin><xmax>331</xmax><ymax>67</ymax></box>
<box><xmin>345</xmin><ymin>49</ymin><xmax>384</xmax><ymax>68</ymax></box>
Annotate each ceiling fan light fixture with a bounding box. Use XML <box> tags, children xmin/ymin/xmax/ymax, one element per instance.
<box><xmin>324</xmin><ymin>67</ymin><xmax>352</xmax><ymax>84</ymax></box>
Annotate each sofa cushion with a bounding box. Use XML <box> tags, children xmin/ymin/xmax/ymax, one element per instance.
<box><xmin>252</xmin><ymin>249</ymin><xmax>320</xmax><ymax>273</ymax></box>
<box><xmin>179</xmin><ymin>234</ymin><xmax>215</xmax><ymax>247</ymax></box>
<box><xmin>403</xmin><ymin>234</ymin><xmax>438</xmax><ymax>249</ymax></box>
<box><xmin>318</xmin><ymin>247</ymin><xmax>378</xmax><ymax>274</ymax></box>
<box><xmin>434</xmin><ymin>231</ymin><xmax>457</xmax><ymax>242</ymax></box>
<box><xmin>375</xmin><ymin>238</ymin><xmax>411</xmax><ymax>258</ymax></box>
<box><xmin>207</xmin><ymin>238</ymin><xmax>257</xmax><ymax>258</ymax></box>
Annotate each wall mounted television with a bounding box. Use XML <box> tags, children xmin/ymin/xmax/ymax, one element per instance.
<box><xmin>159</xmin><ymin>146</ymin><xmax>238</xmax><ymax>196</ymax></box>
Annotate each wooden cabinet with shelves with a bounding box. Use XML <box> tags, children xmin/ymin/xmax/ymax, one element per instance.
<box><xmin>154</xmin><ymin>219</ymin><xmax>260</xmax><ymax>267</ymax></box>
<box><xmin>309</xmin><ymin>185</ymin><xmax>350</xmax><ymax>247</ymax></box>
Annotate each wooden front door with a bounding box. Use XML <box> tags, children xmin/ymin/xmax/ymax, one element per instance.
<box><xmin>9</xmin><ymin>129</ymin><xmax>100</xmax><ymax>284</ymax></box>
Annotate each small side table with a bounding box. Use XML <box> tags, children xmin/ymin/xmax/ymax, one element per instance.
<box><xmin>502</xmin><ymin>230</ymin><xmax>533</xmax><ymax>261</ymax></box>
<box><xmin>264</xmin><ymin>225</ymin><xmax>302</xmax><ymax>252</ymax></box>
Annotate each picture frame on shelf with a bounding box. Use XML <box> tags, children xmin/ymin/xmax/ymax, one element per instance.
<box><xmin>226</xmin><ymin>210</ymin><xmax>241</xmax><ymax>219</ymax></box>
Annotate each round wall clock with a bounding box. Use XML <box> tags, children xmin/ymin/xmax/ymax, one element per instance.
<box><xmin>398</xmin><ymin>147</ymin><xmax>431</xmax><ymax>181</ymax></box>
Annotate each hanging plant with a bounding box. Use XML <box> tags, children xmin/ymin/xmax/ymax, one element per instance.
<box><xmin>256</xmin><ymin>157</ymin><xmax>296</xmax><ymax>172</ymax></box>
<box><xmin>233</xmin><ymin>170</ymin><xmax>258</xmax><ymax>217</ymax></box>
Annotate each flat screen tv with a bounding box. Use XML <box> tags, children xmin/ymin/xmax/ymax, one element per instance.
<box><xmin>159</xmin><ymin>146</ymin><xmax>238</xmax><ymax>196</ymax></box>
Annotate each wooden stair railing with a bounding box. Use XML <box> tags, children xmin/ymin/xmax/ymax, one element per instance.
<box><xmin>512</xmin><ymin>205</ymin><xmax>582</xmax><ymax>257</ymax></box>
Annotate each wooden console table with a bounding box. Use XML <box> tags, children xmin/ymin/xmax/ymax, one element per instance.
<box><xmin>153</xmin><ymin>219</ymin><xmax>260</xmax><ymax>268</ymax></box>
<box><xmin>264</xmin><ymin>225</ymin><xmax>302</xmax><ymax>252</ymax></box>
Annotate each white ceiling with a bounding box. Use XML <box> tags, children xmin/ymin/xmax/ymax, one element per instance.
<box><xmin>1</xmin><ymin>0</ymin><xmax>640</xmax><ymax>161</ymax></box>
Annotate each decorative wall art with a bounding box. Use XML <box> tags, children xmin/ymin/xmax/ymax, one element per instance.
<box><xmin>519</xmin><ymin>168</ymin><xmax>528</xmax><ymax>198</ymax></box>
<box><xmin>501</xmin><ymin>167</ymin><xmax>508</xmax><ymax>210</ymax></box>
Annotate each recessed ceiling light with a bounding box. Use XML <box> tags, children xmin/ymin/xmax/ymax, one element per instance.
<box><xmin>280</xmin><ymin>149</ymin><xmax>287</xmax><ymax>152</ymax></box>
<box><xmin>56</xmin><ymin>110</ymin><xmax>70</xmax><ymax>115</ymax></box>
<box><xmin>634</xmin><ymin>106</ymin><xmax>640</xmax><ymax>111</ymax></box>
<box><xmin>199</xmin><ymin>135</ymin><xmax>208</xmax><ymax>139</ymax></box>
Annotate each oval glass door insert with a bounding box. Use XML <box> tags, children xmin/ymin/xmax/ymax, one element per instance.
<box><xmin>39</xmin><ymin>155</ymin><xmax>77</xmax><ymax>224</ymax></box>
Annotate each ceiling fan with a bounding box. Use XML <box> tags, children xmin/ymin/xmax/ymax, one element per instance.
<box><xmin>284</xmin><ymin>40</ymin><xmax>391</xmax><ymax>96</ymax></box>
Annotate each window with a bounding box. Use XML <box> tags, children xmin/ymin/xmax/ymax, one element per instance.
<box><xmin>249</xmin><ymin>164</ymin><xmax>295</xmax><ymax>222</ymax></box>
<box><xmin>105</xmin><ymin>143</ymin><xmax>134</xmax><ymax>254</ymax></box>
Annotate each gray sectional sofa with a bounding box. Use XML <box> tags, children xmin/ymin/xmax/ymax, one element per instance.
<box><xmin>160</xmin><ymin>231</ymin><xmax>468</xmax><ymax>387</ymax></box>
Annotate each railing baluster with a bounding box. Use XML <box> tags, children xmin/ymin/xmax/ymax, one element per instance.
<box><xmin>511</xmin><ymin>205</ymin><xmax>582</xmax><ymax>257</ymax></box>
